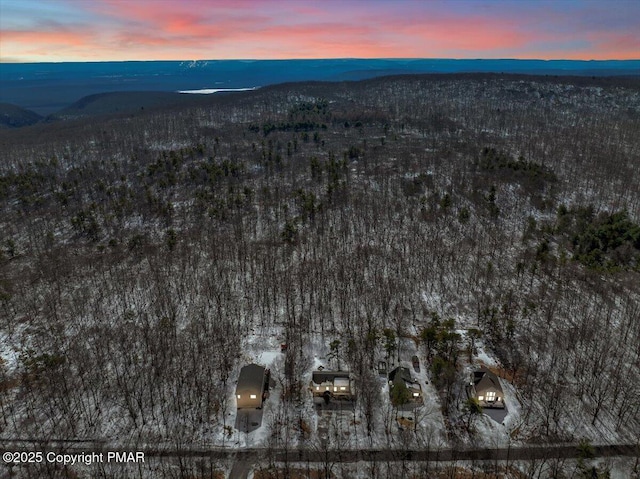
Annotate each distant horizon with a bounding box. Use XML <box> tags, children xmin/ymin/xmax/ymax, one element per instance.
<box><xmin>2</xmin><ymin>57</ymin><xmax>639</xmax><ymax>65</ymax></box>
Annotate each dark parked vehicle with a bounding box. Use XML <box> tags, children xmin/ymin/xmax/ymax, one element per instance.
<box><xmin>412</xmin><ymin>356</ymin><xmax>420</xmax><ymax>373</ymax></box>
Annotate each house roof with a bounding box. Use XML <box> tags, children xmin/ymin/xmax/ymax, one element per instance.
<box><xmin>237</xmin><ymin>364</ymin><xmax>266</xmax><ymax>391</ymax></box>
<box><xmin>473</xmin><ymin>366</ymin><xmax>503</xmax><ymax>394</ymax></box>
<box><xmin>312</xmin><ymin>370</ymin><xmax>350</xmax><ymax>384</ymax></box>
<box><xmin>388</xmin><ymin>366</ymin><xmax>416</xmax><ymax>384</ymax></box>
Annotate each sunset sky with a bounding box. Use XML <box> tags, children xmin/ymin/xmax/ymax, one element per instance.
<box><xmin>1</xmin><ymin>0</ymin><xmax>638</xmax><ymax>63</ymax></box>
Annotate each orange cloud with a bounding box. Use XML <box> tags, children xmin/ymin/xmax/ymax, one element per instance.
<box><xmin>1</xmin><ymin>0</ymin><xmax>638</xmax><ymax>61</ymax></box>
<box><xmin>1</xmin><ymin>29</ymin><xmax>91</xmax><ymax>47</ymax></box>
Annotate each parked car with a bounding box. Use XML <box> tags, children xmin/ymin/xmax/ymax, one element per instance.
<box><xmin>411</xmin><ymin>355</ymin><xmax>420</xmax><ymax>373</ymax></box>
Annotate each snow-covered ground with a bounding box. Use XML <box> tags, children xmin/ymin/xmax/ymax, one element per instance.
<box><xmin>0</xmin><ymin>331</ymin><xmax>19</xmax><ymax>372</ymax></box>
<box><xmin>249</xmin><ymin>457</ymin><xmax>639</xmax><ymax>479</ymax></box>
<box><xmin>228</xmin><ymin>328</ymin><xmax>451</xmax><ymax>451</ymax></box>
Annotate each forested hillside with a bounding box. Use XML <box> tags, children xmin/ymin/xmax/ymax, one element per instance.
<box><xmin>1</xmin><ymin>74</ymin><xmax>639</xmax><ymax>478</ymax></box>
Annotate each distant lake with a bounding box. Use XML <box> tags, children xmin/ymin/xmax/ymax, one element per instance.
<box><xmin>178</xmin><ymin>87</ymin><xmax>258</xmax><ymax>94</ymax></box>
<box><xmin>1</xmin><ymin>59</ymin><xmax>638</xmax><ymax>115</ymax></box>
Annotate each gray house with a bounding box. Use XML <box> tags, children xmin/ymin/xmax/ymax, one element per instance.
<box><xmin>236</xmin><ymin>364</ymin><xmax>269</xmax><ymax>409</ymax></box>
<box><xmin>469</xmin><ymin>366</ymin><xmax>505</xmax><ymax>409</ymax></box>
<box><xmin>388</xmin><ymin>366</ymin><xmax>423</xmax><ymax>402</ymax></box>
<box><xmin>310</xmin><ymin>370</ymin><xmax>355</xmax><ymax>401</ymax></box>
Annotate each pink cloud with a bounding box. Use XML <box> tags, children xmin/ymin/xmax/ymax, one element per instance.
<box><xmin>588</xmin><ymin>32</ymin><xmax>640</xmax><ymax>60</ymax></box>
<box><xmin>1</xmin><ymin>0</ymin><xmax>637</xmax><ymax>61</ymax></box>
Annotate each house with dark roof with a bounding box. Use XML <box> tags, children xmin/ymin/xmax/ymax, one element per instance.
<box><xmin>469</xmin><ymin>366</ymin><xmax>505</xmax><ymax>409</ymax></box>
<box><xmin>388</xmin><ymin>366</ymin><xmax>422</xmax><ymax>402</ymax></box>
<box><xmin>236</xmin><ymin>364</ymin><xmax>269</xmax><ymax>409</ymax></box>
<box><xmin>310</xmin><ymin>369</ymin><xmax>355</xmax><ymax>401</ymax></box>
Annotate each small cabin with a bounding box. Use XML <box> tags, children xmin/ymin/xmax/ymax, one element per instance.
<box><xmin>310</xmin><ymin>370</ymin><xmax>355</xmax><ymax>400</ymax></box>
<box><xmin>388</xmin><ymin>366</ymin><xmax>423</xmax><ymax>401</ymax></box>
<box><xmin>236</xmin><ymin>364</ymin><xmax>269</xmax><ymax>409</ymax></box>
<box><xmin>469</xmin><ymin>366</ymin><xmax>505</xmax><ymax>409</ymax></box>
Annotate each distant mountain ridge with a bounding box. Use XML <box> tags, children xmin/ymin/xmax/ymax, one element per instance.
<box><xmin>1</xmin><ymin>59</ymin><xmax>638</xmax><ymax>116</ymax></box>
<box><xmin>2</xmin><ymin>71</ymin><xmax>639</xmax><ymax>127</ymax></box>
<box><xmin>0</xmin><ymin>103</ymin><xmax>42</xmax><ymax>128</ymax></box>
<box><xmin>51</xmin><ymin>91</ymin><xmax>208</xmax><ymax>120</ymax></box>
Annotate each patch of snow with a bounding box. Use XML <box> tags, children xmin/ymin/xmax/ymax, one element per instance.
<box><xmin>0</xmin><ymin>331</ymin><xmax>19</xmax><ymax>372</ymax></box>
<box><xmin>257</xmin><ymin>350</ymin><xmax>280</xmax><ymax>367</ymax></box>
<box><xmin>475</xmin><ymin>344</ymin><xmax>499</xmax><ymax>367</ymax></box>
<box><xmin>312</xmin><ymin>356</ymin><xmax>326</xmax><ymax>370</ymax></box>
